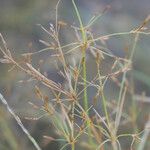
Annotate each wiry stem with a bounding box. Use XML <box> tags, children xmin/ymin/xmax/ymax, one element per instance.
<box><xmin>0</xmin><ymin>93</ymin><xmax>42</xmax><ymax>150</ymax></box>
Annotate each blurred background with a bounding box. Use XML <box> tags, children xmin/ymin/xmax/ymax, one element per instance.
<box><xmin>0</xmin><ymin>0</ymin><xmax>150</xmax><ymax>149</ymax></box>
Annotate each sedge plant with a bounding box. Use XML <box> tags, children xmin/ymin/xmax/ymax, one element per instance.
<box><xmin>0</xmin><ymin>1</ymin><xmax>150</xmax><ymax>150</ymax></box>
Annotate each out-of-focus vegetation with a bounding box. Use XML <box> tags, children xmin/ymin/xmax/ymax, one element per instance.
<box><xmin>0</xmin><ymin>0</ymin><xmax>150</xmax><ymax>150</ymax></box>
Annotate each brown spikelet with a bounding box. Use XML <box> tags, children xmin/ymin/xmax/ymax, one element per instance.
<box><xmin>21</xmin><ymin>53</ymin><xmax>32</xmax><ymax>63</ymax></box>
<box><xmin>58</xmin><ymin>21</ymin><xmax>67</xmax><ymax>26</ymax></box>
<box><xmin>26</xmin><ymin>63</ymin><xmax>66</xmax><ymax>94</ymax></box>
<box><xmin>35</xmin><ymin>86</ymin><xmax>43</xmax><ymax>100</ymax></box>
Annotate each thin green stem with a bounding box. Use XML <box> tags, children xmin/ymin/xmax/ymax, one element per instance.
<box><xmin>72</xmin><ymin>0</ymin><xmax>95</xmax><ymax>147</ymax></box>
<box><xmin>89</xmin><ymin>31</ymin><xmax>150</xmax><ymax>43</ymax></box>
<box><xmin>82</xmin><ymin>55</ymin><xmax>88</xmax><ymax>111</ymax></box>
<box><xmin>130</xmin><ymin>33</ymin><xmax>140</xmax><ymax>134</ymax></box>
<box><xmin>72</xmin><ymin>0</ymin><xmax>87</xmax><ymax>43</ymax></box>
<box><xmin>72</xmin><ymin>0</ymin><xmax>88</xmax><ymax>112</ymax></box>
<box><xmin>72</xmin><ymin>142</ymin><xmax>75</xmax><ymax>150</ymax></box>
<box><xmin>71</xmin><ymin>102</ymin><xmax>75</xmax><ymax>150</ymax></box>
<box><xmin>115</xmin><ymin>72</ymin><xmax>127</xmax><ymax>132</ymax></box>
<box><xmin>72</xmin><ymin>0</ymin><xmax>88</xmax><ymax>109</ymax></box>
<box><xmin>101</xmin><ymin>91</ymin><xmax>110</xmax><ymax>127</ymax></box>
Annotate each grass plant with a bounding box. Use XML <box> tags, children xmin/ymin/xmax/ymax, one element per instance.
<box><xmin>0</xmin><ymin>1</ymin><xmax>150</xmax><ymax>150</ymax></box>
